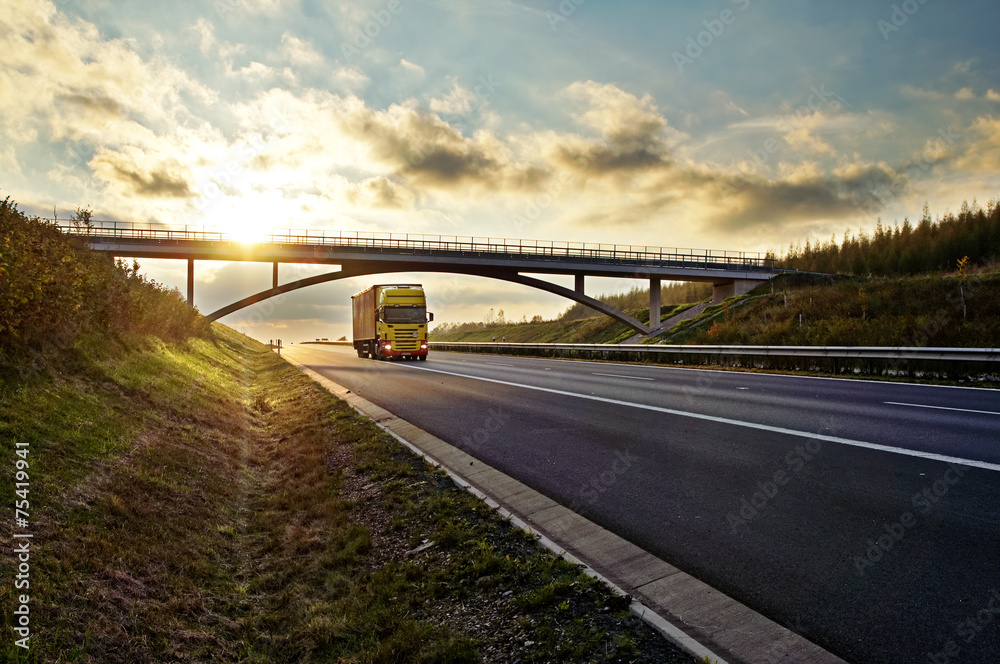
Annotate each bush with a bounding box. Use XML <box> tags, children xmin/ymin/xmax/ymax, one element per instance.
<box><xmin>0</xmin><ymin>196</ymin><xmax>209</xmax><ymax>376</ymax></box>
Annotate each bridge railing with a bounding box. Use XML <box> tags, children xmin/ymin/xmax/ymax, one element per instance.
<box><xmin>54</xmin><ymin>220</ymin><xmax>777</xmax><ymax>271</ymax></box>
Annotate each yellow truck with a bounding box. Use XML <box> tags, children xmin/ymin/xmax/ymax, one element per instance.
<box><xmin>352</xmin><ymin>284</ymin><xmax>433</xmax><ymax>361</ymax></box>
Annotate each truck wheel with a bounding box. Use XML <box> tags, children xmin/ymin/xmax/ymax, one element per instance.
<box><xmin>418</xmin><ymin>355</ymin><xmax>427</xmax><ymax>361</ymax></box>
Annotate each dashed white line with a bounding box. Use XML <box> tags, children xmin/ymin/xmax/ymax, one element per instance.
<box><xmin>884</xmin><ymin>402</ymin><xmax>1000</xmax><ymax>416</ymax></box>
<box><xmin>592</xmin><ymin>373</ymin><xmax>654</xmax><ymax>381</ymax></box>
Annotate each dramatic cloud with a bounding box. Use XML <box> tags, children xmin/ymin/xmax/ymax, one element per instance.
<box><xmin>90</xmin><ymin>148</ymin><xmax>193</xmax><ymax>198</ymax></box>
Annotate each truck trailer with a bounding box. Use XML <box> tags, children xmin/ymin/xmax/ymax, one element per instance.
<box><xmin>352</xmin><ymin>284</ymin><xmax>433</xmax><ymax>361</ymax></box>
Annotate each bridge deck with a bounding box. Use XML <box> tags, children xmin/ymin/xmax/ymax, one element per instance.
<box><xmin>58</xmin><ymin>223</ymin><xmax>778</xmax><ymax>279</ymax></box>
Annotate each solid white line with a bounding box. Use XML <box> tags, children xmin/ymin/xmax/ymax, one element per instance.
<box><xmin>403</xmin><ymin>364</ymin><xmax>1000</xmax><ymax>473</ymax></box>
<box><xmin>884</xmin><ymin>401</ymin><xmax>1000</xmax><ymax>416</ymax></box>
<box><xmin>592</xmin><ymin>372</ymin><xmax>655</xmax><ymax>381</ymax></box>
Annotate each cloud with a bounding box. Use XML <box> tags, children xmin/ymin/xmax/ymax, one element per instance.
<box><xmin>331</xmin><ymin>66</ymin><xmax>370</xmax><ymax>91</ymax></box>
<box><xmin>346</xmin><ymin>176</ymin><xmax>416</xmax><ymax>209</ymax></box>
<box><xmin>279</xmin><ymin>32</ymin><xmax>324</xmax><ymax>67</ymax></box>
<box><xmin>188</xmin><ymin>17</ymin><xmax>215</xmax><ymax>55</ymax></box>
<box><xmin>399</xmin><ymin>58</ymin><xmax>425</xmax><ymax>77</ymax></box>
<box><xmin>337</xmin><ymin>98</ymin><xmax>548</xmax><ymax>191</ymax></box>
<box><xmin>955</xmin><ymin>87</ymin><xmax>976</xmax><ymax>101</ymax></box>
<box><xmin>899</xmin><ymin>84</ymin><xmax>946</xmax><ymax>101</ymax></box>
<box><xmin>0</xmin><ymin>0</ymin><xmax>216</xmax><ymax>146</ymax></box>
<box><xmin>955</xmin><ymin>115</ymin><xmax>1000</xmax><ymax>171</ymax></box>
<box><xmin>988</xmin><ymin>90</ymin><xmax>1000</xmax><ymax>102</ymax></box>
<box><xmin>90</xmin><ymin>147</ymin><xmax>193</xmax><ymax>198</ymax></box>
<box><xmin>429</xmin><ymin>79</ymin><xmax>476</xmax><ymax>115</ymax></box>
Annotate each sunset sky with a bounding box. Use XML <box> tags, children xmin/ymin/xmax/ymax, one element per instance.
<box><xmin>3</xmin><ymin>0</ymin><xmax>999</xmax><ymax>341</ymax></box>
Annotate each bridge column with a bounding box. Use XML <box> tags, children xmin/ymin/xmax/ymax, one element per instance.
<box><xmin>187</xmin><ymin>259</ymin><xmax>194</xmax><ymax>307</ymax></box>
<box><xmin>273</xmin><ymin>262</ymin><xmax>278</xmax><ymax>289</ymax></box>
<box><xmin>574</xmin><ymin>274</ymin><xmax>584</xmax><ymax>294</ymax></box>
<box><xmin>713</xmin><ymin>278</ymin><xmax>759</xmax><ymax>304</ymax></box>
<box><xmin>649</xmin><ymin>278</ymin><xmax>661</xmax><ymax>328</ymax></box>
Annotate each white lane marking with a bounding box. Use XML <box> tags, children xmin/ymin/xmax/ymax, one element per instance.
<box><xmin>592</xmin><ymin>372</ymin><xmax>654</xmax><ymax>381</ymax></box>
<box><xmin>486</xmin><ymin>363</ymin><xmax>514</xmax><ymax>367</ymax></box>
<box><xmin>402</xmin><ymin>364</ymin><xmax>1000</xmax><ymax>472</ymax></box>
<box><xmin>884</xmin><ymin>402</ymin><xmax>1000</xmax><ymax>416</ymax></box>
<box><xmin>432</xmin><ymin>349</ymin><xmax>999</xmax><ymax>392</ymax></box>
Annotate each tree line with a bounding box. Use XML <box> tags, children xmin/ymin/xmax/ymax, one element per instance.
<box><xmin>780</xmin><ymin>199</ymin><xmax>1000</xmax><ymax>276</ymax></box>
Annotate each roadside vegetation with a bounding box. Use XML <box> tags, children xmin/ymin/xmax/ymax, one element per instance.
<box><xmin>1</xmin><ymin>199</ymin><xmax>690</xmax><ymax>662</ymax></box>
<box><xmin>780</xmin><ymin>199</ymin><xmax>1000</xmax><ymax>275</ymax></box>
<box><xmin>0</xmin><ymin>196</ymin><xmax>207</xmax><ymax>381</ymax></box>
<box><xmin>431</xmin><ymin>199</ymin><xmax>999</xmax><ymax>353</ymax></box>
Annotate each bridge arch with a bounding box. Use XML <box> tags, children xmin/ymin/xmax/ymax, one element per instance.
<box><xmin>206</xmin><ymin>265</ymin><xmax>655</xmax><ymax>334</ymax></box>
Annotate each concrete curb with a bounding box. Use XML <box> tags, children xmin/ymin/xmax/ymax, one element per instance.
<box><xmin>283</xmin><ymin>349</ymin><xmax>848</xmax><ymax>664</ymax></box>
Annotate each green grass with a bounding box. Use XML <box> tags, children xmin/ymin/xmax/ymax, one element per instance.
<box><xmin>1</xmin><ymin>323</ymin><xmax>688</xmax><ymax>663</ymax></box>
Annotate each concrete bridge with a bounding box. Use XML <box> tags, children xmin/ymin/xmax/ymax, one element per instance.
<box><xmin>61</xmin><ymin>222</ymin><xmax>781</xmax><ymax>335</ymax></box>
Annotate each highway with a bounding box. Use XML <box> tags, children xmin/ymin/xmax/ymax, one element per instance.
<box><xmin>284</xmin><ymin>344</ymin><xmax>1000</xmax><ymax>664</ymax></box>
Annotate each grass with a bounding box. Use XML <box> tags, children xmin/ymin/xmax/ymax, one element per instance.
<box><xmin>1</xmin><ymin>324</ymin><xmax>689</xmax><ymax>663</ymax></box>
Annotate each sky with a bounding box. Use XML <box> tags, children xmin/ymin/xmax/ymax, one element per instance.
<box><xmin>3</xmin><ymin>0</ymin><xmax>1000</xmax><ymax>341</ymax></box>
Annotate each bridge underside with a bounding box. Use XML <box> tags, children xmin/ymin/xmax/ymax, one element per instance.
<box><xmin>79</xmin><ymin>239</ymin><xmax>777</xmax><ymax>335</ymax></box>
<box><xmin>202</xmin><ymin>261</ymin><xmax>770</xmax><ymax>335</ymax></box>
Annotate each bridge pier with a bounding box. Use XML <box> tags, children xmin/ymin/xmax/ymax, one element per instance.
<box><xmin>187</xmin><ymin>259</ymin><xmax>194</xmax><ymax>307</ymax></box>
<box><xmin>649</xmin><ymin>278</ymin><xmax>661</xmax><ymax>328</ymax></box>
<box><xmin>273</xmin><ymin>262</ymin><xmax>279</xmax><ymax>289</ymax></box>
<box><xmin>574</xmin><ymin>274</ymin><xmax>584</xmax><ymax>294</ymax></box>
<box><xmin>712</xmin><ymin>278</ymin><xmax>759</xmax><ymax>304</ymax></box>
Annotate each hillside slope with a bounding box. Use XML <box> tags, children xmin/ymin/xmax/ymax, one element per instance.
<box><xmin>431</xmin><ymin>271</ymin><xmax>999</xmax><ymax>349</ymax></box>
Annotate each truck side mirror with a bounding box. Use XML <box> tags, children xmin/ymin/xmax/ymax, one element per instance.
<box><xmin>427</xmin><ymin>312</ymin><xmax>434</xmax><ymax>322</ymax></box>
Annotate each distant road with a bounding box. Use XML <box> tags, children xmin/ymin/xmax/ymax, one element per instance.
<box><xmin>285</xmin><ymin>345</ymin><xmax>1000</xmax><ymax>664</ymax></box>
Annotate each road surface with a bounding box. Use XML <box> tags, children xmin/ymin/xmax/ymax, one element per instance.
<box><xmin>285</xmin><ymin>344</ymin><xmax>1000</xmax><ymax>664</ymax></box>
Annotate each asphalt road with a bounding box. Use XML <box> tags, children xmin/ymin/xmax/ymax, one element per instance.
<box><xmin>285</xmin><ymin>344</ymin><xmax>1000</xmax><ymax>664</ymax></box>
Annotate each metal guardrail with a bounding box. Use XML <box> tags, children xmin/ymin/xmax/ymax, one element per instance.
<box><xmin>54</xmin><ymin>220</ymin><xmax>777</xmax><ymax>271</ymax></box>
<box><xmin>429</xmin><ymin>342</ymin><xmax>1000</xmax><ymax>364</ymax></box>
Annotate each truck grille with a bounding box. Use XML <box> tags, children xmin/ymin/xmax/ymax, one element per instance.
<box><xmin>392</xmin><ymin>327</ymin><xmax>421</xmax><ymax>351</ymax></box>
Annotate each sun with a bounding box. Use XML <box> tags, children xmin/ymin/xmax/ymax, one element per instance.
<box><xmin>220</xmin><ymin>197</ymin><xmax>284</xmax><ymax>244</ymax></box>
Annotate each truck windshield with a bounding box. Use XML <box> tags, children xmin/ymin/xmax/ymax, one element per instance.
<box><xmin>382</xmin><ymin>307</ymin><xmax>427</xmax><ymax>324</ymax></box>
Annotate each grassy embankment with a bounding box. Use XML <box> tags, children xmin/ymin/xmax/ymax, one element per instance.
<box><xmin>1</xmin><ymin>200</ymin><xmax>690</xmax><ymax>662</ymax></box>
<box><xmin>430</xmin><ymin>303</ymin><xmax>698</xmax><ymax>344</ymax></box>
<box><xmin>433</xmin><ymin>199</ymin><xmax>1000</xmax><ymax>354</ymax></box>
<box><xmin>2</xmin><ymin>327</ymin><xmax>690</xmax><ymax>662</ymax></box>
<box><xmin>430</xmin><ymin>271</ymin><xmax>998</xmax><ymax>380</ymax></box>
